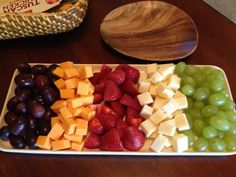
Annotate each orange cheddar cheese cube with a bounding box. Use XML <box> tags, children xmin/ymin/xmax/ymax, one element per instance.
<box><xmin>67</xmin><ymin>97</ymin><xmax>84</xmax><ymax>109</ymax></box>
<box><xmin>51</xmin><ymin>140</ymin><xmax>71</xmax><ymax>151</ymax></box>
<box><xmin>51</xmin><ymin>116</ymin><xmax>61</xmax><ymax>127</ymax></box>
<box><xmin>88</xmin><ymin>81</ymin><xmax>95</xmax><ymax>94</ymax></box>
<box><xmin>52</xmin><ymin>67</ymin><xmax>64</xmax><ymax>78</ymax></box>
<box><xmin>65</xmin><ymin>78</ymin><xmax>79</xmax><ymax>89</ymax></box>
<box><xmin>59</xmin><ymin>107</ymin><xmax>73</xmax><ymax>119</ymax></box>
<box><xmin>71</xmin><ymin>141</ymin><xmax>84</xmax><ymax>151</ymax></box>
<box><xmin>75</xmin><ymin>119</ymin><xmax>88</xmax><ymax>135</ymax></box>
<box><xmin>63</xmin><ymin>133</ymin><xmax>83</xmax><ymax>142</ymax></box>
<box><xmin>80</xmin><ymin>95</ymin><xmax>94</xmax><ymax>106</ymax></box>
<box><xmin>69</xmin><ymin>106</ymin><xmax>84</xmax><ymax>117</ymax></box>
<box><xmin>62</xmin><ymin>117</ymin><xmax>77</xmax><ymax>135</ymax></box>
<box><xmin>80</xmin><ymin>107</ymin><xmax>95</xmax><ymax>121</ymax></box>
<box><xmin>54</xmin><ymin>78</ymin><xmax>66</xmax><ymax>89</ymax></box>
<box><xmin>60</xmin><ymin>89</ymin><xmax>75</xmax><ymax>99</ymax></box>
<box><xmin>78</xmin><ymin>66</ymin><xmax>93</xmax><ymax>79</ymax></box>
<box><xmin>51</xmin><ymin>100</ymin><xmax>67</xmax><ymax>112</ymax></box>
<box><xmin>36</xmin><ymin>136</ymin><xmax>51</xmax><ymax>150</ymax></box>
<box><xmin>77</xmin><ymin>80</ymin><xmax>90</xmax><ymax>95</ymax></box>
<box><xmin>60</xmin><ymin>61</ymin><xmax>74</xmax><ymax>69</ymax></box>
<box><xmin>48</xmin><ymin>122</ymin><xmax>64</xmax><ymax>140</ymax></box>
<box><xmin>64</xmin><ymin>68</ymin><xmax>79</xmax><ymax>79</ymax></box>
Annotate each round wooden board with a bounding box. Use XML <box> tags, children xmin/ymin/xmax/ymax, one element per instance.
<box><xmin>100</xmin><ymin>1</ymin><xmax>198</xmax><ymax>61</ymax></box>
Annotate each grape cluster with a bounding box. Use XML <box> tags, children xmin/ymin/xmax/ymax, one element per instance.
<box><xmin>175</xmin><ymin>62</ymin><xmax>236</xmax><ymax>152</ymax></box>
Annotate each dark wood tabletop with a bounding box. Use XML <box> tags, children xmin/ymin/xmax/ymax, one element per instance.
<box><xmin>0</xmin><ymin>0</ymin><xmax>236</xmax><ymax>177</ymax></box>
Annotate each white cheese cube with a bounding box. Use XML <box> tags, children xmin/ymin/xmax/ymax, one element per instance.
<box><xmin>167</xmin><ymin>74</ymin><xmax>181</xmax><ymax>90</ymax></box>
<box><xmin>173</xmin><ymin>91</ymin><xmax>188</xmax><ymax>110</ymax></box>
<box><xmin>152</xmin><ymin>96</ymin><xmax>168</xmax><ymax>111</ymax></box>
<box><xmin>147</xmin><ymin>63</ymin><xmax>158</xmax><ymax>77</ymax></box>
<box><xmin>137</xmin><ymin>92</ymin><xmax>154</xmax><ymax>106</ymax></box>
<box><xmin>149</xmin><ymin>84</ymin><xmax>158</xmax><ymax>97</ymax></box>
<box><xmin>173</xmin><ymin>110</ymin><xmax>183</xmax><ymax>117</ymax></box>
<box><xmin>140</xmin><ymin>105</ymin><xmax>153</xmax><ymax>119</ymax></box>
<box><xmin>149</xmin><ymin>109</ymin><xmax>168</xmax><ymax>125</ymax></box>
<box><xmin>159</xmin><ymin>64</ymin><xmax>175</xmax><ymax>79</ymax></box>
<box><xmin>162</xmin><ymin>99</ymin><xmax>178</xmax><ymax>116</ymax></box>
<box><xmin>158</xmin><ymin>119</ymin><xmax>176</xmax><ymax>136</ymax></box>
<box><xmin>165</xmin><ymin>136</ymin><xmax>173</xmax><ymax>148</ymax></box>
<box><xmin>139</xmin><ymin>71</ymin><xmax>147</xmax><ymax>82</ymax></box>
<box><xmin>175</xmin><ymin>113</ymin><xmax>190</xmax><ymax>131</ymax></box>
<box><xmin>156</xmin><ymin>83</ymin><xmax>175</xmax><ymax>99</ymax></box>
<box><xmin>138</xmin><ymin>80</ymin><xmax>151</xmax><ymax>93</ymax></box>
<box><xmin>140</xmin><ymin>119</ymin><xmax>157</xmax><ymax>138</ymax></box>
<box><xmin>150</xmin><ymin>71</ymin><xmax>164</xmax><ymax>84</ymax></box>
<box><xmin>150</xmin><ymin>134</ymin><xmax>168</xmax><ymax>153</ymax></box>
<box><xmin>149</xmin><ymin>130</ymin><xmax>159</xmax><ymax>139</ymax></box>
<box><xmin>173</xmin><ymin>134</ymin><xmax>188</xmax><ymax>152</ymax></box>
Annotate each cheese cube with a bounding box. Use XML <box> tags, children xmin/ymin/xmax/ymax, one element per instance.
<box><xmin>60</xmin><ymin>61</ymin><xmax>74</xmax><ymax>69</ymax></box>
<box><xmin>53</xmin><ymin>67</ymin><xmax>64</xmax><ymax>78</ymax></box>
<box><xmin>162</xmin><ymin>99</ymin><xmax>178</xmax><ymax>116</ymax></box>
<box><xmin>140</xmin><ymin>104</ymin><xmax>153</xmax><ymax>119</ymax></box>
<box><xmin>64</xmin><ymin>68</ymin><xmax>79</xmax><ymax>79</ymax></box>
<box><xmin>173</xmin><ymin>110</ymin><xmax>183</xmax><ymax>117</ymax></box>
<box><xmin>139</xmin><ymin>71</ymin><xmax>147</xmax><ymax>81</ymax></box>
<box><xmin>71</xmin><ymin>141</ymin><xmax>84</xmax><ymax>151</ymax></box>
<box><xmin>60</xmin><ymin>89</ymin><xmax>75</xmax><ymax>99</ymax></box>
<box><xmin>77</xmin><ymin>80</ymin><xmax>90</xmax><ymax>95</ymax></box>
<box><xmin>150</xmin><ymin>134</ymin><xmax>168</xmax><ymax>153</ymax></box>
<box><xmin>59</xmin><ymin>107</ymin><xmax>73</xmax><ymax>119</ymax></box>
<box><xmin>173</xmin><ymin>134</ymin><xmax>188</xmax><ymax>152</ymax></box>
<box><xmin>167</xmin><ymin>74</ymin><xmax>181</xmax><ymax>90</ymax></box>
<box><xmin>51</xmin><ymin>100</ymin><xmax>67</xmax><ymax>112</ymax></box>
<box><xmin>152</xmin><ymin>96</ymin><xmax>168</xmax><ymax>111</ymax></box>
<box><xmin>158</xmin><ymin>119</ymin><xmax>176</xmax><ymax>136</ymax></box>
<box><xmin>149</xmin><ymin>84</ymin><xmax>158</xmax><ymax>97</ymax></box>
<box><xmin>69</xmin><ymin>106</ymin><xmax>84</xmax><ymax>117</ymax></box>
<box><xmin>138</xmin><ymin>80</ymin><xmax>151</xmax><ymax>93</ymax></box>
<box><xmin>80</xmin><ymin>95</ymin><xmax>94</xmax><ymax>105</ymax></box>
<box><xmin>147</xmin><ymin>63</ymin><xmax>158</xmax><ymax>77</ymax></box>
<box><xmin>51</xmin><ymin>140</ymin><xmax>71</xmax><ymax>151</ymax></box>
<box><xmin>48</xmin><ymin>122</ymin><xmax>64</xmax><ymax>140</ymax></box>
<box><xmin>137</xmin><ymin>92</ymin><xmax>154</xmax><ymax>106</ymax></box>
<box><xmin>78</xmin><ymin>66</ymin><xmax>93</xmax><ymax>79</ymax></box>
<box><xmin>165</xmin><ymin>136</ymin><xmax>173</xmax><ymax>148</ymax></box>
<box><xmin>149</xmin><ymin>130</ymin><xmax>159</xmax><ymax>139</ymax></box>
<box><xmin>88</xmin><ymin>81</ymin><xmax>95</xmax><ymax>94</ymax></box>
<box><xmin>159</xmin><ymin>64</ymin><xmax>175</xmax><ymax>79</ymax></box>
<box><xmin>51</xmin><ymin>116</ymin><xmax>61</xmax><ymax>127</ymax></box>
<box><xmin>175</xmin><ymin>113</ymin><xmax>190</xmax><ymax>131</ymax></box>
<box><xmin>67</xmin><ymin>98</ymin><xmax>84</xmax><ymax>109</ymax></box>
<box><xmin>62</xmin><ymin>117</ymin><xmax>77</xmax><ymax>135</ymax></box>
<box><xmin>64</xmin><ymin>133</ymin><xmax>83</xmax><ymax>142</ymax></box>
<box><xmin>149</xmin><ymin>109</ymin><xmax>168</xmax><ymax>125</ymax></box>
<box><xmin>140</xmin><ymin>119</ymin><xmax>157</xmax><ymax>138</ymax></box>
<box><xmin>36</xmin><ymin>136</ymin><xmax>51</xmax><ymax>150</ymax></box>
<box><xmin>75</xmin><ymin>119</ymin><xmax>88</xmax><ymax>135</ymax></box>
<box><xmin>150</xmin><ymin>71</ymin><xmax>164</xmax><ymax>84</ymax></box>
<box><xmin>54</xmin><ymin>78</ymin><xmax>66</xmax><ymax>89</ymax></box>
<box><xmin>156</xmin><ymin>83</ymin><xmax>175</xmax><ymax>99</ymax></box>
<box><xmin>172</xmin><ymin>91</ymin><xmax>188</xmax><ymax>110</ymax></box>
<box><xmin>65</xmin><ymin>78</ymin><xmax>79</xmax><ymax>89</ymax></box>
<box><xmin>80</xmin><ymin>107</ymin><xmax>95</xmax><ymax>121</ymax></box>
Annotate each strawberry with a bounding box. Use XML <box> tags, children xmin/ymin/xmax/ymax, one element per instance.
<box><xmin>89</xmin><ymin>72</ymin><xmax>100</xmax><ymax>85</ymax></box>
<box><xmin>96</xmin><ymin>104</ymin><xmax>116</xmax><ymax>116</ymax></box>
<box><xmin>88</xmin><ymin>118</ymin><xmax>104</xmax><ymax>135</ymax></box>
<box><xmin>94</xmin><ymin>83</ymin><xmax>105</xmax><ymax>94</ymax></box>
<box><xmin>98</xmin><ymin>64</ymin><xmax>112</xmax><ymax>83</ymax></box>
<box><xmin>107</xmin><ymin>69</ymin><xmax>126</xmax><ymax>86</ymax></box>
<box><xmin>93</xmin><ymin>94</ymin><xmax>103</xmax><ymax>104</ymax></box>
<box><xmin>120</xmin><ymin>79</ymin><xmax>139</xmax><ymax>97</ymax></box>
<box><xmin>122</xmin><ymin>127</ymin><xmax>145</xmax><ymax>151</ymax></box>
<box><xmin>97</xmin><ymin>113</ymin><xmax>117</xmax><ymax>131</ymax></box>
<box><xmin>84</xmin><ymin>133</ymin><xmax>101</xmax><ymax>149</ymax></box>
<box><xmin>126</xmin><ymin>116</ymin><xmax>145</xmax><ymax>128</ymax></box>
<box><xmin>119</xmin><ymin>94</ymin><xmax>142</xmax><ymax>111</ymax></box>
<box><xmin>110</xmin><ymin>102</ymin><xmax>126</xmax><ymax>119</ymax></box>
<box><xmin>104</xmin><ymin>80</ymin><xmax>121</xmax><ymax>102</ymax></box>
<box><xmin>126</xmin><ymin>107</ymin><xmax>140</xmax><ymax>119</ymax></box>
<box><xmin>116</xmin><ymin>64</ymin><xmax>140</xmax><ymax>84</ymax></box>
<box><xmin>114</xmin><ymin>119</ymin><xmax>128</xmax><ymax>139</ymax></box>
<box><xmin>100</xmin><ymin>129</ymin><xmax>124</xmax><ymax>151</ymax></box>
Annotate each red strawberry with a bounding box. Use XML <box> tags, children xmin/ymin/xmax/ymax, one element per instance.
<box><xmin>107</xmin><ymin>69</ymin><xmax>126</xmax><ymax>86</ymax></box>
<box><xmin>110</xmin><ymin>102</ymin><xmax>126</xmax><ymax>119</ymax></box>
<box><xmin>98</xmin><ymin>64</ymin><xmax>112</xmax><ymax>83</ymax></box>
<box><xmin>84</xmin><ymin>133</ymin><xmax>101</xmax><ymax>149</ymax></box>
<box><xmin>114</xmin><ymin>119</ymin><xmax>128</xmax><ymax>139</ymax></box>
<box><xmin>93</xmin><ymin>94</ymin><xmax>103</xmax><ymax>104</ymax></box>
<box><xmin>120</xmin><ymin>79</ymin><xmax>139</xmax><ymax>97</ymax></box>
<box><xmin>122</xmin><ymin>127</ymin><xmax>145</xmax><ymax>151</ymax></box>
<box><xmin>89</xmin><ymin>72</ymin><xmax>100</xmax><ymax>85</ymax></box>
<box><xmin>104</xmin><ymin>80</ymin><xmax>121</xmax><ymax>102</ymax></box>
<box><xmin>126</xmin><ymin>116</ymin><xmax>145</xmax><ymax>128</ymax></box>
<box><xmin>88</xmin><ymin>118</ymin><xmax>104</xmax><ymax>135</ymax></box>
<box><xmin>116</xmin><ymin>64</ymin><xmax>140</xmax><ymax>84</ymax></box>
<box><xmin>120</xmin><ymin>94</ymin><xmax>142</xmax><ymax>111</ymax></box>
<box><xmin>126</xmin><ymin>107</ymin><xmax>140</xmax><ymax>119</ymax></box>
<box><xmin>96</xmin><ymin>104</ymin><xmax>116</xmax><ymax>116</ymax></box>
<box><xmin>94</xmin><ymin>83</ymin><xmax>105</xmax><ymax>94</ymax></box>
<box><xmin>100</xmin><ymin>129</ymin><xmax>124</xmax><ymax>151</ymax></box>
<box><xmin>97</xmin><ymin>113</ymin><xmax>117</xmax><ymax>131</ymax></box>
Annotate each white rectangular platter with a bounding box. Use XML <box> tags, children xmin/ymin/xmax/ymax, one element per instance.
<box><xmin>0</xmin><ymin>63</ymin><xmax>235</xmax><ymax>156</ymax></box>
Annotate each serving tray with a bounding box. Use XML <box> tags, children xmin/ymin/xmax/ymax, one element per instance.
<box><xmin>0</xmin><ymin>64</ymin><xmax>235</xmax><ymax>156</ymax></box>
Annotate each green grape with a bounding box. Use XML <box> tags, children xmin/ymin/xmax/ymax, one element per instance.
<box><xmin>182</xmin><ymin>85</ymin><xmax>194</xmax><ymax>96</ymax></box>
<box><xmin>193</xmin><ymin>101</ymin><xmax>205</xmax><ymax>110</ymax></box>
<box><xmin>209</xmin><ymin>116</ymin><xmax>231</xmax><ymax>131</ymax></box>
<box><xmin>203</xmin><ymin>126</ymin><xmax>218</xmax><ymax>139</ymax></box>
<box><xmin>225</xmin><ymin>111</ymin><xmax>236</xmax><ymax>122</ymax></box>
<box><xmin>193</xmin><ymin>137</ymin><xmax>208</xmax><ymax>152</ymax></box>
<box><xmin>215</xmin><ymin>111</ymin><xmax>227</xmax><ymax>119</ymax></box>
<box><xmin>201</xmin><ymin>82</ymin><xmax>210</xmax><ymax>89</ymax></box>
<box><xmin>175</xmin><ymin>62</ymin><xmax>186</xmax><ymax>76</ymax></box>
<box><xmin>220</xmin><ymin>99</ymin><xmax>235</xmax><ymax>111</ymax></box>
<box><xmin>185</xmin><ymin>65</ymin><xmax>199</xmax><ymax>76</ymax></box>
<box><xmin>183</xmin><ymin>130</ymin><xmax>195</xmax><ymax>147</ymax></box>
<box><xmin>182</xmin><ymin>76</ymin><xmax>196</xmax><ymax>87</ymax></box>
<box><xmin>217</xmin><ymin>131</ymin><xmax>224</xmax><ymax>138</ymax></box>
<box><xmin>185</xmin><ymin>112</ymin><xmax>193</xmax><ymax>128</ymax></box>
<box><xmin>221</xmin><ymin>89</ymin><xmax>230</xmax><ymax>98</ymax></box>
<box><xmin>187</xmin><ymin>97</ymin><xmax>194</xmax><ymax>108</ymax></box>
<box><xmin>201</xmin><ymin>105</ymin><xmax>218</xmax><ymax>118</ymax></box>
<box><xmin>203</xmin><ymin>67</ymin><xmax>213</xmax><ymax>75</ymax></box>
<box><xmin>207</xmin><ymin>74</ymin><xmax>217</xmax><ymax>83</ymax></box>
<box><xmin>208</xmin><ymin>93</ymin><xmax>226</xmax><ymax>106</ymax></box>
<box><xmin>225</xmin><ymin>123</ymin><xmax>236</xmax><ymax>135</ymax></box>
<box><xmin>193</xmin><ymin>74</ymin><xmax>205</xmax><ymax>86</ymax></box>
<box><xmin>188</xmin><ymin>109</ymin><xmax>203</xmax><ymax>119</ymax></box>
<box><xmin>193</xmin><ymin>119</ymin><xmax>206</xmax><ymax>136</ymax></box>
<box><xmin>193</xmin><ymin>87</ymin><xmax>210</xmax><ymax>101</ymax></box>
<box><xmin>213</xmin><ymin>69</ymin><xmax>225</xmax><ymax>81</ymax></box>
<box><xmin>209</xmin><ymin>138</ymin><xmax>226</xmax><ymax>152</ymax></box>
<box><xmin>223</xmin><ymin>134</ymin><xmax>236</xmax><ymax>151</ymax></box>
<box><xmin>210</xmin><ymin>79</ymin><xmax>224</xmax><ymax>93</ymax></box>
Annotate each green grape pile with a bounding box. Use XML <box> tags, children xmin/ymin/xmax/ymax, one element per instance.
<box><xmin>175</xmin><ymin>62</ymin><xmax>236</xmax><ymax>152</ymax></box>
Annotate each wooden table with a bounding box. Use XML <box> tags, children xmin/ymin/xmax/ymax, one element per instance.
<box><xmin>0</xmin><ymin>0</ymin><xmax>236</xmax><ymax>177</ymax></box>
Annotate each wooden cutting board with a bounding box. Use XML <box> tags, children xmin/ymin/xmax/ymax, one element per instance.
<box><xmin>100</xmin><ymin>1</ymin><xmax>198</xmax><ymax>61</ymax></box>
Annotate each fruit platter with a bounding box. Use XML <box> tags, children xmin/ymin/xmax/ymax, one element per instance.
<box><xmin>0</xmin><ymin>61</ymin><xmax>235</xmax><ymax>156</ymax></box>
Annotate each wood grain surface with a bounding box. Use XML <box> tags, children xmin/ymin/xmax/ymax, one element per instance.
<box><xmin>100</xmin><ymin>1</ymin><xmax>198</xmax><ymax>61</ymax></box>
<box><xmin>0</xmin><ymin>0</ymin><xmax>236</xmax><ymax>177</ymax></box>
